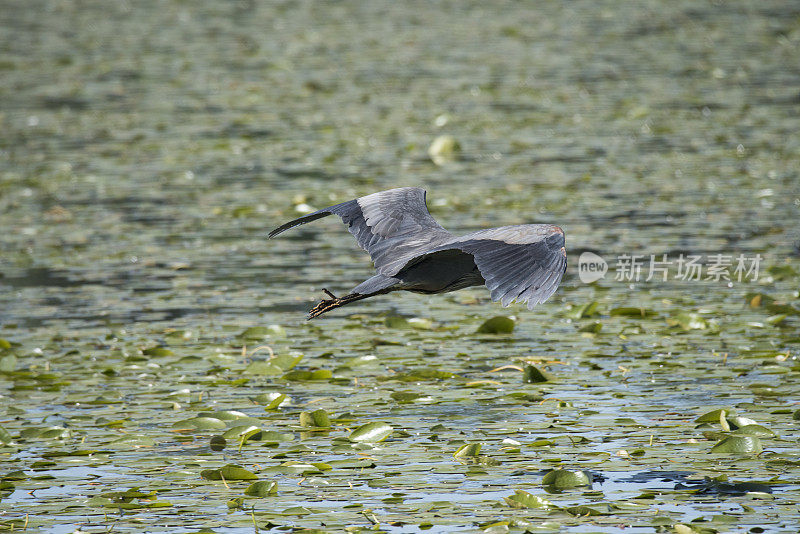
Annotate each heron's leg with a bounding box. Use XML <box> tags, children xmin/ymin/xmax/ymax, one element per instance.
<box><xmin>308</xmin><ymin>275</ymin><xmax>400</xmax><ymax>319</ymax></box>
<box><xmin>307</xmin><ymin>289</ymin><xmax>372</xmax><ymax>320</ymax></box>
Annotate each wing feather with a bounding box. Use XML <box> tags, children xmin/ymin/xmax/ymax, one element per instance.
<box><xmin>418</xmin><ymin>224</ymin><xmax>567</xmax><ymax>309</ymax></box>
<box><xmin>269</xmin><ymin>187</ymin><xmax>453</xmax><ymax>276</ymax></box>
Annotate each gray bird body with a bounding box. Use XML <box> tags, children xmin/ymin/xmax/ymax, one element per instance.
<box><xmin>269</xmin><ymin>187</ymin><xmax>566</xmax><ymax>318</ymax></box>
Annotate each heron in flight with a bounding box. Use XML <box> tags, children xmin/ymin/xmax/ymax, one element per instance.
<box><xmin>269</xmin><ymin>187</ymin><xmax>566</xmax><ymax>319</ymax></box>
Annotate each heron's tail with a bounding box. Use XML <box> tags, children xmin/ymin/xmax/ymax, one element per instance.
<box><xmin>307</xmin><ymin>289</ymin><xmax>372</xmax><ymax>320</ymax></box>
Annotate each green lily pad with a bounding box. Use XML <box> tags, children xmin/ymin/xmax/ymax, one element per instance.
<box><xmin>503</xmin><ymin>490</ymin><xmax>554</xmax><ymax>509</ymax></box>
<box><xmin>428</xmin><ymin>134</ymin><xmax>460</xmax><ymax>165</ymax></box>
<box><xmin>523</xmin><ymin>364</ymin><xmax>552</xmax><ymax>383</ymax></box>
<box><xmin>732</xmin><ymin>424</ymin><xmax>776</xmax><ymax>438</ymax></box>
<box><xmin>407</xmin><ymin>317</ymin><xmax>434</xmax><ymax>330</ymax></box>
<box><xmin>281</xmin><ymin>369</ymin><xmax>332</xmax><ymax>381</ymax></box>
<box><xmin>695</xmin><ymin>409</ymin><xmax>733</xmax><ymax>423</ymax></box>
<box><xmin>577</xmin><ymin>321</ymin><xmax>602</xmax><ymax>333</ymax></box>
<box><xmin>20</xmin><ymin>426</ymin><xmax>70</xmax><ymax>440</ymax></box>
<box><xmin>271</xmin><ymin>353</ymin><xmax>303</xmax><ymax>370</ymax></box>
<box><xmin>245</xmin><ymin>353</ymin><xmax>301</xmax><ymax>375</ymax></box>
<box><xmin>542</xmin><ymin>469</ymin><xmax>592</xmax><ymax>489</ymax></box>
<box><xmin>227</xmin><ymin>497</ymin><xmax>245</xmax><ymax>509</ymax></box>
<box><xmin>258</xmin><ymin>430</ymin><xmax>294</xmax><ymax>443</ymax></box>
<box><xmin>200</xmin><ymin>469</ymin><xmax>222</xmax><ymax>481</ymax></box>
<box><xmin>453</xmin><ymin>443</ymin><xmax>482</xmax><ymax>458</ymax></box>
<box><xmin>108</xmin><ymin>435</ymin><xmax>156</xmax><ymax>448</ymax></box>
<box><xmin>609</xmin><ymin>307</ymin><xmax>656</xmax><ymax>317</ymax></box>
<box><xmin>0</xmin><ymin>353</ymin><xmax>17</xmax><ymax>372</ymax></box>
<box><xmin>241</xmin><ymin>325</ymin><xmax>285</xmax><ymax>340</ymax></box>
<box><xmin>244</xmin><ymin>361</ymin><xmax>284</xmax><ymax>375</ymax></box>
<box><xmin>392</xmin><ymin>368</ymin><xmax>454</xmax><ymax>381</ymax></box>
<box><xmin>726</xmin><ymin>415</ymin><xmax>758</xmax><ymax>429</ymax></box>
<box><xmin>199</xmin><ymin>410</ymin><xmax>248</xmax><ymax>421</ymax></box>
<box><xmin>277</xmin><ymin>461</ymin><xmax>331</xmax><ymax>475</ymax></box>
<box><xmin>244</xmin><ymin>480</ymin><xmax>278</xmax><ymax>497</ymax></box>
<box><xmin>0</xmin><ymin>426</ymin><xmax>13</xmax><ymax>445</ymax></box>
<box><xmin>222</xmin><ymin>425</ymin><xmax>261</xmax><ymax>440</ymax></box>
<box><xmin>142</xmin><ymin>346</ymin><xmax>173</xmax><ymax>357</ymax></box>
<box><xmin>390</xmin><ymin>391</ymin><xmax>425</xmax><ymax>402</ymax></box>
<box><xmin>219</xmin><ymin>464</ymin><xmax>258</xmax><ymax>480</ymax></box>
<box><xmin>349</xmin><ymin>422</ymin><xmax>393</xmax><ymax>443</ymax></box>
<box><xmin>1</xmin><ymin>470</ymin><xmax>26</xmax><ymax>481</ymax></box>
<box><xmin>300</xmin><ymin>409</ymin><xmax>331</xmax><ymax>428</ymax></box>
<box><xmin>569</xmin><ymin>301</ymin><xmax>600</xmax><ymax>319</ymax></box>
<box><xmin>667</xmin><ymin>312</ymin><xmax>709</xmax><ymax>331</ymax></box>
<box><xmin>477</xmin><ymin>316</ymin><xmax>515</xmax><ymax>334</ymax></box>
<box><xmin>385</xmin><ymin>315</ymin><xmax>412</xmax><ymax>329</ymax></box>
<box><xmin>564</xmin><ymin>504</ymin><xmax>609</xmax><ymax>516</ymax></box>
<box><xmin>172</xmin><ymin>417</ymin><xmax>226</xmax><ymax>430</ymax></box>
<box><xmin>710</xmin><ymin>436</ymin><xmax>763</xmax><ymax>454</ymax></box>
<box><xmin>252</xmin><ymin>392</ymin><xmax>290</xmax><ymax>410</ymax></box>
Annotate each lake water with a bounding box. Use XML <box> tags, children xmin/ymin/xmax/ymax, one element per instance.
<box><xmin>1</xmin><ymin>1</ymin><xmax>799</xmax><ymax>532</ymax></box>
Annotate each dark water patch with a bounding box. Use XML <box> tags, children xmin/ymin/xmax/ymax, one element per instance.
<box><xmin>0</xmin><ymin>267</ymin><xmax>87</xmax><ymax>289</ymax></box>
<box><xmin>197</xmin><ymin>124</ymin><xmax>273</xmax><ymax>140</ymax></box>
<box><xmin>39</xmin><ymin>95</ymin><xmax>90</xmax><ymax>111</ymax></box>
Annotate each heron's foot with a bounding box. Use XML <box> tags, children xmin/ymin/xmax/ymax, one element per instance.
<box><xmin>307</xmin><ymin>289</ymin><xmax>363</xmax><ymax>320</ymax></box>
<box><xmin>308</xmin><ymin>288</ymin><xmax>338</xmax><ymax>320</ymax></box>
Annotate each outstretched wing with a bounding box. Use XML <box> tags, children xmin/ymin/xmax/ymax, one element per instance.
<box><xmin>421</xmin><ymin>224</ymin><xmax>567</xmax><ymax>309</ymax></box>
<box><xmin>268</xmin><ymin>187</ymin><xmax>453</xmax><ymax>276</ymax></box>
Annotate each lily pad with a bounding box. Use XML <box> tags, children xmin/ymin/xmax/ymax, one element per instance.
<box><xmin>477</xmin><ymin>316</ymin><xmax>515</xmax><ymax>334</ymax></box>
<box><xmin>732</xmin><ymin>424</ymin><xmax>776</xmax><ymax>438</ymax></box>
<box><xmin>244</xmin><ymin>480</ymin><xmax>278</xmax><ymax>497</ymax></box>
<box><xmin>564</xmin><ymin>504</ymin><xmax>609</xmax><ymax>516</ymax></box>
<box><xmin>253</xmin><ymin>392</ymin><xmax>290</xmax><ymax>410</ymax></box>
<box><xmin>453</xmin><ymin>443</ymin><xmax>482</xmax><ymax>458</ymax></box>
<box><xmin>390</xmin><ymin>391</ymin><xmax>427</xmax><ymax>403</ymax></box>
<box><xmin>142</xmin><ymin>346</ymin><xmax>173</xmax><ymax>357</ymax></box>
<box><xmin>523</xmin><ymin>364</ymin><xmax>552</xmax><ymax>383</ymax></box>
<box><xmin>428</xmin><ymin>134</ymin><xmax>460</xmax><ymax>165</ymax></box>
<box><xmin>349</xmin><ymin>422</ymin><xmax>393</xmax><ymax>443</ymax></box>
<box><xmin>504</xmin><ymin>490</ymin><xmax>554</xmax><ymax>510</ymax></box>
<box><xmin>222</xmin><ymin>425</ymin><xmax>261</xmax><ymax>440</ymax></box>
<box><xmin>300</xmin><ymin>409</ymin><xmax>331</xmax><ymax>428</ymax></box>
<box><xmin>609</xmin><ymin>307</ymin><xmax>656</xmax><ymax>317</ymax></box>
<box><xmin>240</xmin><ymin>325</ymin><xmax>285</xmax><ymax>340</ymax></box>
<box><xmin>219</xmin><ymin>464</ymin><xmax>258</xmax><ymax>480</ymax></box>
<box><xmin>710</xmin><ymin>436</ymin><xmax>763</xmax><ymax>454</ymax></box>
<box><xmin>244</xmin><ymin>361</ymin><xmax>284</xmax><ymax>375</ymax></box>
<box><xmin>569</xmin><ymin>301</ymin><xmax>600</xmax><ymax>319</ymax></box>
<box><xmin>172</xmin><ymin>417</ymin><xmax>227</xmax><ymax>430</ymax></box>
<box><xmin>0</xmin><ymin>353</ymin><xmax>17</xmax><ymax>372</ymax></box>
<box><xmin>282</xmin><ymin>369</ymin><xmax>332</xmax><ymax>381</ymax></box>
<box><xmin>392</xmin><ymin>368</ymin><xmax>454</xmax><ymax>381</ymax></box>
<box><xmin>0</xmin><ymin>426</ymin><xmax>13</xmax><ymax>445</ymax></box>
<box><xmin>695</xmin><ymin>409</ymin><xmax>733</xmax><ymax>423</ymax></box>
<box><xmin>667</xmin><ymin>312</ymin><xmax>710</xmax><ymax>331</ymax></box>
<box><xmin>542</xmin><ymin>469</ymin><xmax>592</xmax><ymax>489</ymax></box>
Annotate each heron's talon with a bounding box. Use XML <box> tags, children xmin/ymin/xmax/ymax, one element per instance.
<box><xmin>322</xmin><ymin>288</ymin><xmax>337</xmax><ymax>299</ymax></box>
<box><xmin>308</xmin><ymin>297</ymin><xmax>336</xmax><ymax>320</ymax></box>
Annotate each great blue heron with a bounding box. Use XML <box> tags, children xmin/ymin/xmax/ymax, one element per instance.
<box><xmin>269</xmin><ymin>187</ymin><xmax>567</xmax><ymax>319</ymax></box>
